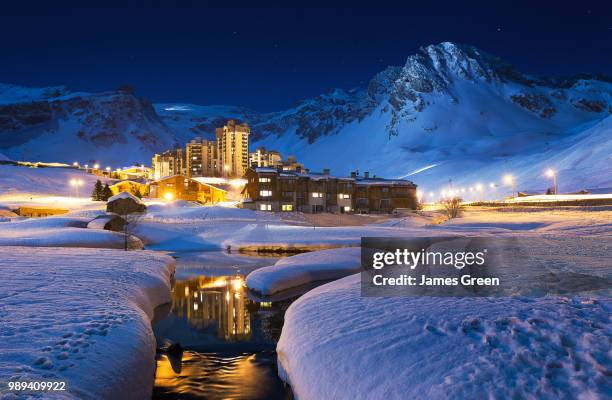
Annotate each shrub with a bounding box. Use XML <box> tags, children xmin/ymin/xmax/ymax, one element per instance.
<box><xmin>441</xmin><ymin>197</ymin><xmax>463</xmax><ymax>219</ymax></box>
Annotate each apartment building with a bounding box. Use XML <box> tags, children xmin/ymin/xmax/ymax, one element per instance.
<box><xmin>216</xmin><ymin>119</ymin><xmax>250</xmax><ymax>178</ymax></box>
<box><xmin>242</xmin><ymin>168</ymin><xmax>417</xmax><ymax>213</ymax></box>
<box><xmin>249</xmin><ymin>147</ymin><xmax>282</xmax><ymax>168</ymax></box>
<box><xmin>186</xmin><ymin>137</ymin><xmax>218</xmax><ymax>177</ymax></box>
<box><xmin>152</xmin><ymin>148</ymin><xmax>185</xmax><ymax>180</ymax></box>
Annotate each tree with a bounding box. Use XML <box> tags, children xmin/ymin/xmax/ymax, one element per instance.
<box><xmin>91</xmin><ymin>180</ymin><xmax>103</xmax><ymax>201</ymax></box>
<box><xmin>441</xmin><ymin>197</ymin><xmax>463</xmax><ymax>220</ymax></box>
<box><xmin>101</xmin><ymin>184</ymin><xmax>113</xmax><ymax>201</ymax></box>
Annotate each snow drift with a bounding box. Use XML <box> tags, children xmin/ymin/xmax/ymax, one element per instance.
<box><xmin>0</xmin><ymin>247</ymin><xmax>175</xmax><ymax>400</ymax></box>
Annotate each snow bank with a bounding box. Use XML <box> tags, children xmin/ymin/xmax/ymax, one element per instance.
<box><xmin>277</xmin><ymin>274</ymin><xmax>611</xmax><ymax>400</ymax></box>
<box><xmin>142</xmin><ymin>203</ymin><xmax>277</xmax><ymax>223</ymax></box>
<box><xmin>0</xmin><ymin>247</ymin><xmax>175</xmax><ymax>400</ymax></box>
<box><xmin>0</xmin><ymin>216</ymin><xmax>143</xmax><ymax>249</ymax></box>
<box><xmin>246</xmin><ymin>247</ymin><xmax>361</xmax><ymax>295</ymax></box>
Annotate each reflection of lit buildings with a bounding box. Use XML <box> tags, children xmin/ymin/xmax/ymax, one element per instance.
<box><xmin>172</xmin><ymin>276</ymin><xmax>251</xmax><ymax>341</ymax></box>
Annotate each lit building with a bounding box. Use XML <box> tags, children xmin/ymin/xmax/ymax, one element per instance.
<box><xmin>152</xmin><ymin>149</ymin><xmax>185</xmax><ymax>180</ymax></box>
<box><xmin>242</xmin><ymin>168</ymin><xmax>418</xmax><ymax>213</ymax></box>
<box><xmin>186</xmin><ymin>137</ymin><xmax>218</xmax><ymax>177</ymax></box>
<box><xmin>249</xmin><ymin>147</ymin><xmax>282</xmax><ymax>168</ymax></box>
<box><xmin>216</xmin><ymin>120</ymin><xmax>250</xmax><ymax>178</ymax></box>
<box><xmin>115</xmin><ymin>165</ymin><xmax>152</xmax><ymax>180</ymax></box>
<box><xmin>149</xmin><ymin>175</ymin><xmax>227</xmax><ymax>204</ymax></box>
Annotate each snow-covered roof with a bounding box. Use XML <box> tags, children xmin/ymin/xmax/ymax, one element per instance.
<box><xmin>107</xmin><ymin>191</ymin><xmax>144</xmax><ymax>204</ymax></box>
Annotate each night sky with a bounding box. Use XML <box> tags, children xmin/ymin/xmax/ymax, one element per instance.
<box><xmin>1</xmin><ymin>1</ymin><xmax>611</xmax><ymax>112</ymax></box>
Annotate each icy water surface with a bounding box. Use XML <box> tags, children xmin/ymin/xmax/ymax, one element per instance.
<box><xmin>152</xmin><ymin>252</ymin><xmax>295</xmax><ymax>400</ymax></box>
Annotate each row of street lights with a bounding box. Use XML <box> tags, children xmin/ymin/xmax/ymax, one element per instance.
<box><xmin>418</xmin><ymin>168</ymin><xmax>558</xmax><ymax>202</ymax></box>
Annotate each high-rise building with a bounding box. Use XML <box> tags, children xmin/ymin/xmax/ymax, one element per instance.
<box><xmin>152</xmin><ymin>148</ymin><xmax>185</xmax><ymax>180</ymax></box>
<box><xmin>216</xmin><ymin>120</ymin><xmax>250</xmax><ymax>178</ymax></box>
<box><xmin>186</xmin><ymin>137</ymin><xmax>218</xmax><ymax>177</ymax></box>
<box><xmin>249</xmin><ymin>147</ymin><xmax>282</xmax><ymax>168</ymax></box>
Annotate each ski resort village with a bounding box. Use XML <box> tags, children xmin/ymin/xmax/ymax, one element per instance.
<box><xmin>0</xmin><ymin>42</ymin><xmax>611</xmax><ymax>400</ymax></box>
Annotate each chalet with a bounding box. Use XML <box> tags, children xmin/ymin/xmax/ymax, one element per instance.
<box><xmin>109</xmin><ymin>179</ymin><xmax>149</xmax><ymax>197</ymax></box>
<box><xmin>149</xmin><ymin>175</ymin><xmax>227</xmax><ymax>204</ymax></box>
<box><xmin>242</xmin><ymin>168</ymin><xmax>417</xmax><ymax>213</ymax></box>
<box><xmin>107</xmin><ymin>192</ymin><xmax>146</xmax><ymax>215</ymax></box>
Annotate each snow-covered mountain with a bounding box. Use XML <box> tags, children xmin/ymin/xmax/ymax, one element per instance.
<box><xmin>0</xmin><ymin>84</ymin><xmax>177</xmax><ymax>166</ymax></box>
<box><xmin>158</xmin><ymin>42</ymin><xmax>612</xmax><ymax>195</ymax></box>
<box><xmin>2</xmin><ymin>42</ymin><xmax>611</xmax><ymax>195</ymax></box>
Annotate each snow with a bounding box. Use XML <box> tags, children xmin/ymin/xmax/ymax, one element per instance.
<box><xmin>0</xmin><ymin>216</ymin><xmax>143</xmax><ymax>249</ymax></box>
<box><xmin>0</xmin><ymin>246</ymin><xmax>175</xmax><ymax>400</ymax></box>
<box><xmin>0</xmin><ymin>164</ymin><xmax>111</xmax><ymax>212</ymax></box>
<box><xmin>246</xmin><ymin>247</ymin><xmax>361</xmax><ymax>295</ymax></box>
<box><xmin>277</xmin><ymin>273</ymin><xmax>611</xmax><ymax>400</ymax></box>
<box><xmin>108</xmin><ymin>191</ymin><xmax>144</xmax><ymax>205</ymax></box>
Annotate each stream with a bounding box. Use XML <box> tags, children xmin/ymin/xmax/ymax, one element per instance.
<box><xmin>151</xmin><ymin>251</ymin><xmax>299</xmax><ymax>400</ymax></box>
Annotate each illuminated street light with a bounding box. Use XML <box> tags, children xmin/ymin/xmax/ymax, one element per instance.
<box><xmin>545</xmin><ymin>169</ymin><xmax>557</xmax><ymax>194</ymax></box>
<box><xmin>475</xmin><ymin>183</ymin><xmax>483</xmax><ymax>191</ymax></box>
<box><xmin>164</xmin><ymin>192</ymin><xmax>174</xmax><ymax>201</ymax></box>
<box><xmin>105</xmin><ymin>166</ymin><xmax>111</xmax><ymax>172</ymax></box>
<box><xmin>73</xmin><ymin>162</ymin><xmax>79</xmax><ymax>167</ymax></box>
<box><xmin>93</xmin><ymin>163</ymin><xmax>100</xmax><ymax>170</ymax></box>
<box><xmin>503</xmin><ymin>174</ymin><xmax>516</xmax><ymax>198</ymax></box>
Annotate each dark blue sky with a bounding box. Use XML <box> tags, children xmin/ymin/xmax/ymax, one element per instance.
<box><xmin>1</xmin><ymin>1</ymin><xmax>611</xmax><ymax>112</ymax></box>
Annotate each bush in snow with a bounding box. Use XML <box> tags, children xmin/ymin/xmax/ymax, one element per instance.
<box><xmin>441</xmin><ymin>197</ymin><xmax>463</xmax><ymax>219</ymax></box>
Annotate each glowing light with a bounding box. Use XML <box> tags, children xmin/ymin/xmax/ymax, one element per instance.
<box><xmin>93</xmin><ymin>164</ymin><xmax>100</xmax><ymax>169</ymax></box>
<box><xmin>416</xmin><ymin>190</ymin><xmax>423</xmax><ymax>200</ymax></box>
<box><xmin>503</xmin><ymin>174</ymin><xmax>514</xmax><ymax>185</ymax></box>
<box><xmin>73</xmin><ymin>162</ymin><xmax>79</xmax><ymax>167</ymax></box>
<box><xmin>545</xmin><ymin>169</ymin><xmax>555</xmax><ymax>178</ymax></box>
<box><xmin>229</xmin><ymin>178</ymin><xmax>247</xmax><ymax>188</ymax></box>
<box><xmin>489</xmin><ymin>183</ymin><xmax>496</xmax><ymax>188</ymax></box>
<box><xmin>232</xmin><ymin>278</ymin><xmax>243</xmax><ymax>291</ymax></box>
<box><xmin>429</xmin><ymin>192</ymin><xmax>434</xmax><ymax>197</ymax></box>
<box><xmin>475</xmin><ymin>183</ymin><xmax>483</xmax><ymax>191</ymax></box>
<box><xmin>164</xmin><ymin>192</ymin><xmax>174</xmax><ymax>201</ymax></box>
<box><xmin>469</xmin><ymin>187</ymin><xmax>474</xmax><ymax>192</ymax></box>
<box><xmin>105</xmin><ymin>166</ymin><xmax>111</xmax><ymax>172</ymax></box>
<box><xmin>69</xmin><ymin>179</ymin><xmax>77</xmax><ymax>186</ymax></box>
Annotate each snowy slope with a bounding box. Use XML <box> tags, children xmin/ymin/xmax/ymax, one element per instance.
<box><xmin>0</xmin><ymin>84</ymin><xmax>178</xmax><ymax>165</ymax></box>
<box><xmin>0</xmin><ymin>247</ymin><xmax>175</xmax><ymax>400</ymax></box>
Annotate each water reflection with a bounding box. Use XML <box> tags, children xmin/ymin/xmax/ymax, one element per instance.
<box><xmin>173</xmin><ymin>276</ymin><xmax>250</xmax><ymax>341</ymax></box>
<box><xmin>153</xmin><ymin>273</ymin><xmax>293</xmax><ymax>399</ymax></box>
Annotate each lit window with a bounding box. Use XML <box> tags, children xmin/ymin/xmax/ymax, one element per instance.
<box><xmin>281</xmin><ymin>204</ymin><xmax>293</xmax><ymax>211</ymax></box>
<box><xmin>260</xmin><ymin>190</ymin><xmax>272</xmax><ymax>197</ymax></box>
<box><xmin>259</xmin><ymin>204</ymin><xmax>272</xmax><ymax>211</ymax></box>
<box><xmin>339</xmin><ymin>193</ymin><xmax>350</xmax><ymax>199</ymax></box>
<box><xmin>259</xmin><ymin>177</ymin><xmax>271</xmax><ymax>183</ymax></box>
<box><xmin>312</xmin><ymin>192</ymin><xmax>323</xmax><ymax>198</ymax></box>
<box><xmin>344</xmin><ymin>206</ymin><xmax>351</xmax><ymax>212</ymax></box>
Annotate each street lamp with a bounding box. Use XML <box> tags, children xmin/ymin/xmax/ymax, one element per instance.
<box><xmin>73</xmin><ymin>161</ymin><xmax>79</xmax><ymax>167</ymax></box>
<box><xmin>69</xmin><ymin>178</ymin><xmax>84</xmax><ymax>197</ymax></box>
<box><xmin>93</xmin><ymin>163</ymin><xmax>100</xmax><ymax>170</ymax></box>
<box><xmin>545</xmin><ymin>169</ymin><xmax>557</xmax><ymax>194</ymax></box>
<box><xmin>503</xmin><ymin>174</ymin><xmax>516</xmax><ymax>198</ymax></box>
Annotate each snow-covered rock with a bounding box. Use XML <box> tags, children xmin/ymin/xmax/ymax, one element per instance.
<box><xmin>0</xmin><ymin>246</ymin><xmax>175</xmax><ymax>399</ymax></box>
<box><xmin>277</xmin><ymin>273</ymin><xmax>611</xmax><ymax>400</ymax></box>
<box><xmin>246</xmin><ymin>247</ymin><xmax>361</xmax><ymax>295</ymax></box>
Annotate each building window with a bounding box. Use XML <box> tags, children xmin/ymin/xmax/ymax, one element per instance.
<box><xmin>259</xmin><ymin>177</ymin><xmax>271</xmax><ymax>183</ymax></box>
<box><xmin>311</xmin><ymin>192</ymin><xmax>323</xmax><ymax>198</ymax></box>
<box><xmin>339</xmin><ymin>193</ymin><xmax>350</xmax><ymax>199</ymax></box>
<box><xmin>260</xmin><ymin>190</ymin><xmax>272</xmax><ymax>197</ymax></box>
<box><xmin>259</xmin><ymin>203</ymin><xmax>271</xmax><ymax>211</ymax></box>
<box><xmin>343</xmin><ymin>206</ymin><xmax>351</xmax><ymax>212</ymax></box>
<box><xmin>281</xmin><ymin>204</ymin><xmax>293</xmax><ymax>211</ymax></box>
